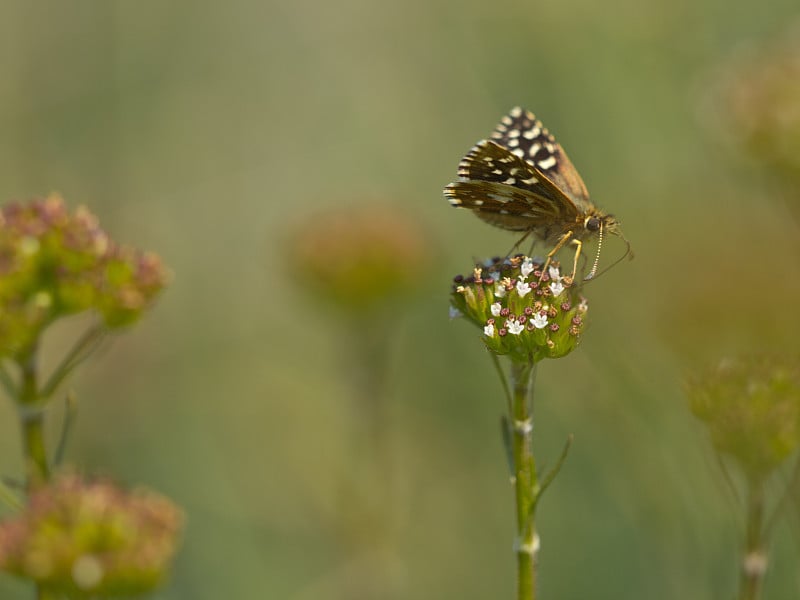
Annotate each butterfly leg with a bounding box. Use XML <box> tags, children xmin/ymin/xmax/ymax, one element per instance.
<box><xmin>568</xmin><ymin>239</ymin><xmax>583</xmax><ymax>281</ymax></box>
<box><xmin>539</xmin><ymin>231</ymin><xmax>574</xmax><ymax>282</ymax></box>
<box><xmin>505</xmin><ymin>229</ymin><xmax>534</xmax><ymax>259</ymax></box>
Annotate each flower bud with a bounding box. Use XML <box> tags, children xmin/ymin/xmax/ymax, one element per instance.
<box><xmin>687</xmin><ymin>355</ymin><xmax>800</xmax><ymax>480</ymax></box>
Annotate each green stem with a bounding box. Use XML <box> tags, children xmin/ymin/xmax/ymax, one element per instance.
<box><xmin>738</xmin><ymin>477</ymin><xmax>767</xmax><ymax>600</ymax></box>
<box><xmin>17</xmin><ymin>344</ymin><xmax>49</xmax><ymax>488</ymax></box>
<box><xmin>509</xmin><ymin>359</ymin><xmax>538</xmax><ymax>600</ymax></box>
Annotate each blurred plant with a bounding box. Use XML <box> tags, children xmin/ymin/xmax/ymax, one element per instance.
<box><xmin>0</xmin><ymin>473</ymin><xmax>183</xmax><ymax>599</ymax></box>
<box><xmin>287</xmin><ymin>204</ymin><xmax>433</xmax><ymax>599</ymax></box>
<box><xmin>450</xmin><ymin>256</ymin><xmax>588</xmax><ymax>600</ymax></box>
<box><xmin>0</xmin><ymin>195</ymin><xmax>181</xmax><ymax>599</ymax></box>
<box><xmin>0</xmin><ymin>195</ymin><xmax>169</xmax><ymax>488</ymax></box>
<box><xmin>707</xmin><ymin>21</ymin><xmax>800</xmax><ymax>219</ymax></box>
<box><xmin>288</xmin><ymin>204</ymin><xmax>431</xmax><ymax>315</ymax></box>
<box><xmin>687</xmin><ymin>355</ymin><xmax>800</xmax><ymax>600</ymax></box>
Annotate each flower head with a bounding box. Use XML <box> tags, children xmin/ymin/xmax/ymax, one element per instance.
<box><xmin>708</xmin><ymin>21</ymin><xmax>800</xmax><ymax>198</ymax></box>
<box><xmin>450</xmin><ymin>257</ymin><xmax>588</xmax><ymax>362</ymax></box>
<box><xmin>287</xmin><ymin>205</ymin><xmax>432</xmax><ymax>314</ymax></box>
<box><xmin>687</xmin><ymin>355</ymin><xmax>800</xmax><ymax>480</ymax></box>
<box><xmin>0</xmin><ymin>473</ymin><xmax>183</xmax><ymax>597</ymax></box>
<box><xmin>0</xmin><ymin>196</ymin><xmax>169</xmax><ymax>359</ymax></box>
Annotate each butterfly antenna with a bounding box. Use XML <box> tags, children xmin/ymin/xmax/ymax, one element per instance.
<box><xmin>586</xmin><ymin>224</ymin><xmax>604</xmax><ymax>280</ymax></box>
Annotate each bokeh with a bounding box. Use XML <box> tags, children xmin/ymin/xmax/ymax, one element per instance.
<box><xmin>0</xmin><ymin>1</ymin><xmax>799</xmax><ymax>598</ymax></box>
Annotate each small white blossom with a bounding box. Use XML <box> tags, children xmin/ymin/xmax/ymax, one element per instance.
<box><xmin>549</xmin><ymin>281</ymin><xmax>565</xmax><ymax>297</ymax></box>
<box><xmin>494</xmin><ymin>282</ymin><xmax>507</xmax><ymax>298</ymax></box>
<box><xmin>520</xmin><ymin>258</ymin><xmax>535</xmax><ymax>278</ymax></box>
<box><xmin>548</xmin><ymin>266</ymin><xmax>562</xmax><ymax>281</ymax></box>
<box><xmin>449</xmin><ymin>306</ymin><xmax>463</xmax><ymax>320</ymax></box>
<box><xmin>532</xmin><ymin>312</ymin><xmax>548</xmax><ymax>329</ymax></box>
<box><xmin>516</xmin><ymin>279</ymin><xmax>532</xmax><ymax>298</ymax></box>
<box><xmin>505</xmin><ymin>319</ymin><xmax>525</xmax><ymax>335</ymax></box>
<box><xmin>484</xmin><ymin>322</ymin><xmax>495</xmax><ymax>337</ymax></box>
<box><xmin>578</xmin><ymin>298</ymin><xmax>589</xmax><ymax>313</ymax></box>
<box><xmin>490</xmin><ymin>302</ymin><xmax>502</xmax><ymax>317</ymax></box>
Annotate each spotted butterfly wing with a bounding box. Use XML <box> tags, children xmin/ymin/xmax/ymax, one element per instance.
<box><xmin>444</xmin><ymin>107</ymin><xmax>596</xmax><ymax>239</ymax></box>
<box><xmin>445</xmin><ymin>140</ymin><xmax>578</xmax><ymax>231</ymax></box>
<box><xmin>490</xmin><ymin>107</ymin><xmax>591</xmax><ymax>211</ymax></box>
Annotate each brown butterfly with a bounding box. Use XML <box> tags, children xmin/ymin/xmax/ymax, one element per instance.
<box><xmin>444</xmin><ymin>107</ymin><xmax>631</xmax><ymax>280</ymax></box>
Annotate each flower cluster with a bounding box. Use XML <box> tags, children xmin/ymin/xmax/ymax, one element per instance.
<box><xmin>0</xmin><ymin>195</ymin><xmax>169</xmax><ymax>359</ymax></box>
<box><xmin>287</xmin><ymin>205</ymin><xmax>432</xmax><ymax>314</ymax></box>
<box><xmin>450</xmin><ymin>256</ymin><xmax>588</xmax><ymax>363</ymax></box>
<box><xmin>687</xmin><ymin>355</ymin><xmax>800</xmax><ymax>481</ymax></box>
<box><xmin>0</xmin><ymin>473</ymin><xmax>183</xmax><ymax>597</ymax></box>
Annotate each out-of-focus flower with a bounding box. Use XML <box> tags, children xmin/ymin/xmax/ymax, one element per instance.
<box><xmin>0</xmin><ymin>473</ymin><xmax>183</xmax><ymax>597</ymax></box>
<box><xmin>0</xmin><ymin>195</ymin><xmax>170</xmax><ymax>358</ymax></box>
<box><xmin>707</xmin><ymin>22</ymin><xmax>800</xmax><ymax>190</ymax></box>
<box><xmin>687</xmin><ymin>355</ymin><xmax>800</xmax><ymax>480</ymax></box>
<box><xmin>450</xmin><ymin>256</ymin><xmax>588</xmax><ymax>363</ymax></box>
<box><xmin>287</xmin><ymin>205</ymin><xmax>433</xmax><ymax>314</ymax></box>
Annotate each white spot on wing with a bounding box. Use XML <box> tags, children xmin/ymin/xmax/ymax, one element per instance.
<box><xmin>538</xmin><ymin>156</ymin><xmax>557</xmax><ymax>169</ymax></box>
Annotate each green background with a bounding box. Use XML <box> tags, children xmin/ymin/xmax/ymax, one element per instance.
<box><xmin>0</xmin><ymin>1</ymin><xmax>799</xmax><ymax>598</ymax></box>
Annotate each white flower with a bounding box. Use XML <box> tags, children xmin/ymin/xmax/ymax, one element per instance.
<box><xmin>520</xmin><ymin>258</ymin><xmax>535</xmax><ymax>278</ymax></box>
<box><xmin>549</xmin><ymin>281</ymin><xmax>565</xmax><ymax>297</ymax></box>
<box><xmin>494</xmin><ymin>282</ymin><xmax>507</xmax><ymax>298</ymax></box>
<box><xmin>532</xmin><ymin>312</ymin><xmax>548</xmax><ymax>329</ymax></box>
<box><xmin>516</xmin><ymin>279</ymin><xmax>532</xmax><ymax>298</ymax></box>
<box><xmin>578</xmin><ymin>298</ymin><xmax>589</xmax><ymax>313</ymax></box>
<box><xmin>548</xmin><ymin>266</ymin><xmax>562</xmax><ymax>281</ymax></box>
<box><xmin>505</xmin><ymin>319</ymin><xmax>524</xmax><ymax>335</ymax></box>
<box><xmin>484</xmin><ymin>322</ymin><xmax>495</xmax><ymax>337</ymax></box>
<box><xmin>490</xmin><ymin>302</ymin><xmax>502</xmax><ymax>317</ymax></box>
<box><xmin>449</xmin><ymin>306</ymin><xmax>463</xmax><ymax>319</ymax></box>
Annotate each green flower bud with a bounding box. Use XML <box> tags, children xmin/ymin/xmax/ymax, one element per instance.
<box><xmin>687</xmin><ymin>355</ymin><xmax>800</xmax><ymax>481</ymax></box>
<box><xmin>450</xmin><ymin>256</ymin><xmax>588</xmax><ymax>363</ymax></box>
<box><xmin>0</xmin><ymin>474</ymin><xmax>183</xmax><ymax>597</ymax></box>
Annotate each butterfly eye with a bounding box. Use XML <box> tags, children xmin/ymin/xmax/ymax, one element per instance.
<box><xmin>585</xmin><ymin>217</ymin><xmax>601</xmax><ymax>232</ymax></box>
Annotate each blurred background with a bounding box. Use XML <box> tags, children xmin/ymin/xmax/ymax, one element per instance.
<box><xmin>0</xmin><ymin>0</ymin><xmax>799</xmax><ymax>598</ymax></box>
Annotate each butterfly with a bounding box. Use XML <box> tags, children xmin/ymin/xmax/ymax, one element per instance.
<box><xmin>444</xmin><ymin>107</ymin><xmax>630</xmax><ymax>280</ymax></box>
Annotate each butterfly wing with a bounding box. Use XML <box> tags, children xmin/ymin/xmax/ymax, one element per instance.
<box><xmin>445</xmin><ymin>180</ymin><xmax>568</xmax><ymax>231</ymax></box>
<box><xmin>444</xmin><ymin>139</ymin><xmax>579</xmax><ymax>232</ymax></box>
<box><xmin>491</xmin><ymin>107</ymin><xmax>593</xmax><ymax>213</ymax></box>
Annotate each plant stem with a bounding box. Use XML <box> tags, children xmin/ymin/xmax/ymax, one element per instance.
<box><xmin>16</xmin><ymin>344</ymin><xmax>54</xmax><ymax>600</ymax></box>
<box><xmin>17</xmin><ymin>344</ymin><xmax>49</xmax><ymax>489</ymax></box>
<box><xmin>738</xmin><ymin>477</ymin><xmax>767</xmax><ymax>600</ymax></box>
<box><xmin>509</xmin><ymin>359</ymin><xmax>538</xmax><ymax>600</ymax></box>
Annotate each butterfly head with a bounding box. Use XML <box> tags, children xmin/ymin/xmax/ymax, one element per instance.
<box><xmin>584</xmin><ymin>213</ymin><xmax>632</xmax><ymax>280</ymax></box>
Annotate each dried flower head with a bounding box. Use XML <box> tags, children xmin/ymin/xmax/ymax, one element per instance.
<box><xmin>0</xmin><ymin>473</ymin><xmax>183</xmax><ymax>597</ymax></box>
<box><xmin>450</xmin><ymin>256</ymin><xmax>588</xmax><ymax>363</ymax></box>
<box><xmin>687</xmin><ymin>355</ymin><xmax>800</xmax><ymax>480</ymax></box>
<box><xmin>0</xmin><ymin>195</ymin><xmax>169</xmax><ymax>358</ymax></box>
<box><xmin>287</xmin><ymin>205</ymin><xmax>432</xmax><ymax>313</ymax></box>
<box><xmin>709</xmin><ymin>22</ymin><xmax>800</xmax><ymax>187</ymax></box>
